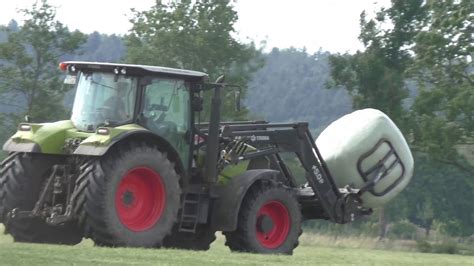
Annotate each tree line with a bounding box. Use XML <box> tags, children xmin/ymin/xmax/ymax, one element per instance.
<box><xmin>0</xmin><ymin>0</ymin><xmax>472</xmax><ymax>238</ymax></box>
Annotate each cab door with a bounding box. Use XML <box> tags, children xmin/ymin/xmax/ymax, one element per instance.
<box><xmin>141</xmin><ymin>77</ymin><xmax>191</xmax><ymax>166</ymax></box>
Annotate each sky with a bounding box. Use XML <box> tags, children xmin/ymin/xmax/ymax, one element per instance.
<box><xmin>0</xmin><ymin>0</ymin><xmax>390</xmax><ymax>54</ymax></box>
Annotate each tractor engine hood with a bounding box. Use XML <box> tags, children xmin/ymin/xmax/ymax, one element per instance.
<box><xmin>3</xmin><ymin>120</ymin><xmax>146</xmax><ymax>155</ymax></box>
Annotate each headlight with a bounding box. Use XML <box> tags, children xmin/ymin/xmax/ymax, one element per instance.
<box><xmin>19</xmin><ymin>124</ymin><xmax>32</xmax><ymax>131</ymax></box>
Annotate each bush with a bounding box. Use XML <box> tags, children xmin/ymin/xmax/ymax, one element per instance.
<box><xmin>433</xmin><ymin>241</ymin><xmax>459</xmax><ymax>254</ymax></box>
<box><xmin>438</xmin><ymin>220</ymin><xmax>465</xmax><ymax>237</ymax></box>
<box><xmin>389</xmin><ymin>220</ymin><xmax>417</xmax><ymax>240</ymax></box>
<box><xmin>416</xmin><ymin>240</ymin><xmax>432</xmax><ymax>253</ymax></box>
<box><xmin>416</xmin><ymin>239</ymin><xmax>459</xmax><ymax>254</ymax></box>
<box><xmin>359</xmin><ymin>222</ymin><xmax>379</xmax><ymax>237</ymax></box>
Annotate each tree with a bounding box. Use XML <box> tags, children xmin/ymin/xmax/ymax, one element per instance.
<box><xmin>410</xmin><ymin>0</ymin><xmax>474</xmax><ymax>174</ymax></box>
<box><xmin>125</xmin><ymin>0</ymin><xmax>263</xmax><ymax>120</ymax></box>
<box><xmin>0</xmin><ymin>0</ymin><xmax>86</xmax><ymax>124</ymax></box>
<box><xmin>328</xmin><ymin>0</ymin><xmax>426</xmax><ymax>129</ymax></box>
<box><xmin>328</xmin><ymin>0</ymin><xmax>474</xmax><ymax>237</ymax></box>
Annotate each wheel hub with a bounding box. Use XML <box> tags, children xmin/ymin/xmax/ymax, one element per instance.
<box><xmin>122</xmin><ymin>190</ymin><xmax>135</xmax><ymax>206</ymax></box>
<box><xmin>257</xmin><ymin>215</ymin><xmax>274</xmax><ymax>233</ymax></box>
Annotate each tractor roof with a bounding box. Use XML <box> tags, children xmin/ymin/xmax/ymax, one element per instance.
<box><xmin>62</xmin><ymin>61</ymin><xmax>208</xmax><ymax>81</ymax></box>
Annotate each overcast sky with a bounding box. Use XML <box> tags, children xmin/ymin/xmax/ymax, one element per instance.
<box><xmin>0</xmin><ymin>0</ymin><xmax>390</xmax><ymax>54</ymax></box>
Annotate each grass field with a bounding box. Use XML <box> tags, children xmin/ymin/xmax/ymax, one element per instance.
<box><xmin>0</xmin><ymin>226</ymin><xmax>472</xmax><ymax>266</ymax></box>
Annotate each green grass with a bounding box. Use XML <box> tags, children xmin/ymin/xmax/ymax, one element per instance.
<box><xmin>0</xmin><ymin>228</ymin><xmax>472</xmax><ymax>265</ymax></box>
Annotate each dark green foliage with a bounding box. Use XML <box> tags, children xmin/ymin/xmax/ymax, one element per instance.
<box><xmin>388</xmin><ymin>220</ymin><xmax>417</xmax><ymax>240</ymax></box>
<box><xmin>416</xmin><ymin>239</ymin><xmax>432</xmax><ymax>253</ymax></box>
<box><xmin>404</xmin><ymin>155</ymin><xmax>474</xmax><ymax>237</ymax></box>
<box><xmin>416</xmin><ymin>239</ymin><xmax>460</xmax><ymax>255</ymax></box>
<box><xmin>432</xmin><ymin>241</ymin><xmax>459</xmax><ymax>255</ymax></box>
<box><xmin>410</xmin><ymin>0</ymin><xmax>474</xmax><ymax>173</ymax></box>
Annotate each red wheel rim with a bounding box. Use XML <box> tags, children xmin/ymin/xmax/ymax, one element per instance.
<box><xmin>115</xmin><ymin>167</ymin><xmax>166</xmax><ymax>232</ymax></box>
<box><xmin>256</xmin><ymin>200</ymin><xmax>290</xmax><ymax>248</ymax></box>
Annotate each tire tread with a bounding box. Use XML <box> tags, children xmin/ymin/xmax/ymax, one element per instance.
<box><xmin>72</xmin><ymin>141</ymin><xmax>181</xmax><ymax>247</ymax></box>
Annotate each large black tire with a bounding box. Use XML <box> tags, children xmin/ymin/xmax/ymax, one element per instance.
<box><xmin>224</xmin><ymin>180</ymin><xmax>302</xmax><ymax>255</ymax></box>
<box><xmin>163</xmin><ymin>224</ymin><xmax>216</xmax><ymax>251</ymax></box>
<box><xmin>0</xmin><ymin>152</ymin><xmax>83</xmax><ymax>244</ymax></box>
<box><xmin>73</xmin><ymin>141</ymin><xmax>181</xmax><ymax>247</ymax></box>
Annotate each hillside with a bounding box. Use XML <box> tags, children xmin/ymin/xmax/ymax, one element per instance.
<box><xmin>2</xmin><ymin>24</ymin><xmax>350</xmax><ymax>132</ymax></box>
<box><xmin>246</xmin><ymin>48</ymin><xmax>352</xmax><ymax>132</ymax></box>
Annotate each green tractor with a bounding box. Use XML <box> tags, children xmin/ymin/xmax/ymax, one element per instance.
<box><xmin>0</xmin><ymin>61</ymin><xmax>402</xmax><ymax>254</ymax></box>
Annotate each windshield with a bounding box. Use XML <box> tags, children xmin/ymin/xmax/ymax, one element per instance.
<box><xmin>71</xmin><ymin>72</ymin><xmax>137</xmax><ymax>131</ymax></box>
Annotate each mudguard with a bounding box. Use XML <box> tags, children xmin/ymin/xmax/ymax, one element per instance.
<box><xmin>3</xmin><ymin>139</ymin><xmax>41</xmax><ymax>153</ymax></box>
<box><xmin>74</xmin><ymin>129</ymin><xmax>150</xmax><ymax>156</ymax></box>
<box><xmin>74</xmin><ymin>130</ymin><xmax>186</xmax><ymax>178</ymax></box>
<box><xmin>210</xmin><ymin>169</ymin><xmax>280</xmax><ymax>232</ymax></box>
<box><xmin>3</xmin><ymin>121</ymin><xmax>78</xmax><ymax>154</ymax></box>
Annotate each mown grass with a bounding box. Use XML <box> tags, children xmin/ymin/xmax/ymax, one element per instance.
<box><xmin>300</xmin><ymin>233</ymin><xmax>474</xmax><ymax>255</ymax></box>
<box><xmin>0</xmin><ymin>226</ymin><xmax>472</xmax><ymax>265</ymax></box>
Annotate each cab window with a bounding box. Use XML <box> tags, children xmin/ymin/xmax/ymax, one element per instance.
<box><xmin>142</xmin><ymin>78</ymin><xmax>190</xmax><ymax>163</ymax></box>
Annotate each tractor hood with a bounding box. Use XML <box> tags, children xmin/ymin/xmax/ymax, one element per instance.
<box><xmin>3</xmin><ymin>120</ymin><xmax>146</xmax><ymax>155</ymax></box>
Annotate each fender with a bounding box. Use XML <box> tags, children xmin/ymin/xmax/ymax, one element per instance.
<box><xmin>3</xmin><ymin>139</ymin><xmax>41</xmax><ymax>153</ymax></box>
<box><xmin>74</xmin><ymin>129</ymin><xmax>149</xmax><ymax>156</ymax></box>
<box><xmin>210</xmin><ymin>169</ymin><xmax>280</xmax><ymax>232</ymax></box>
<box><xmin>3</xmin><ymin>120</ymin><xmax>80</xmax><ymax>154</ymax></box>
<box><xmin>74</xmin><ymin>130</ymin><xmax>186</xmax><ymax>177</ymax></box>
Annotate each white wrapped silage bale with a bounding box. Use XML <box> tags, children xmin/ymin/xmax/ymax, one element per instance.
<box><xmin>315</xmin><ymin>108</ymin><xmax>414</xmax><ymax>208</ymax></box>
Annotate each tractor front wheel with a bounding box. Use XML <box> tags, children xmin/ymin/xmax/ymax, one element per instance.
<box><xmin>224</xmin><ymin>181</ymin><xmax>302</xmax><ymax>254</ymax></box>
<box><xmin>73</xmin><ymin>142</ymin><xmax>181</xmax><ymax>247</ymax></box>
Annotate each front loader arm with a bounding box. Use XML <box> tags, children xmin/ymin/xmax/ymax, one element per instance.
<box><xmin>220</xmin><ymin>122</ymin><xmax>369</xmax><ymax>223</ymax></box>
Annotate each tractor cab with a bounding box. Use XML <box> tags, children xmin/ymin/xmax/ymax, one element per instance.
<box><xmin>61</xmin><ymin>61</ymin><xmax>208</xmax><ymax>165</ymax></box>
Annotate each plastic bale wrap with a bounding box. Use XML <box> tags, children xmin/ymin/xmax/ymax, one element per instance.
<box><xmin>315</xmin><ymin>109</ymin><xmax>414</xmax><ymax>208</ymax></box>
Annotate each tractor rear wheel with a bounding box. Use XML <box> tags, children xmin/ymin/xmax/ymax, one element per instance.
<box><xmin>163</xmin><ymin>225</ymin><xmax>216</xmax><ymax>251</ymax></box>
<box><xmin>73</xmin><ymin>142</ymin><xmax>181</xmax><ymax>247</ymax></box>
<box><xmin>0</xmin><ymin>152</ymin><xmax>83</xmax><ymax>244</ymax></box>
<box><xmin>224</xmin><ymin>181</ymin><xmax>302</xmax><ymax>254</ymax></box>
